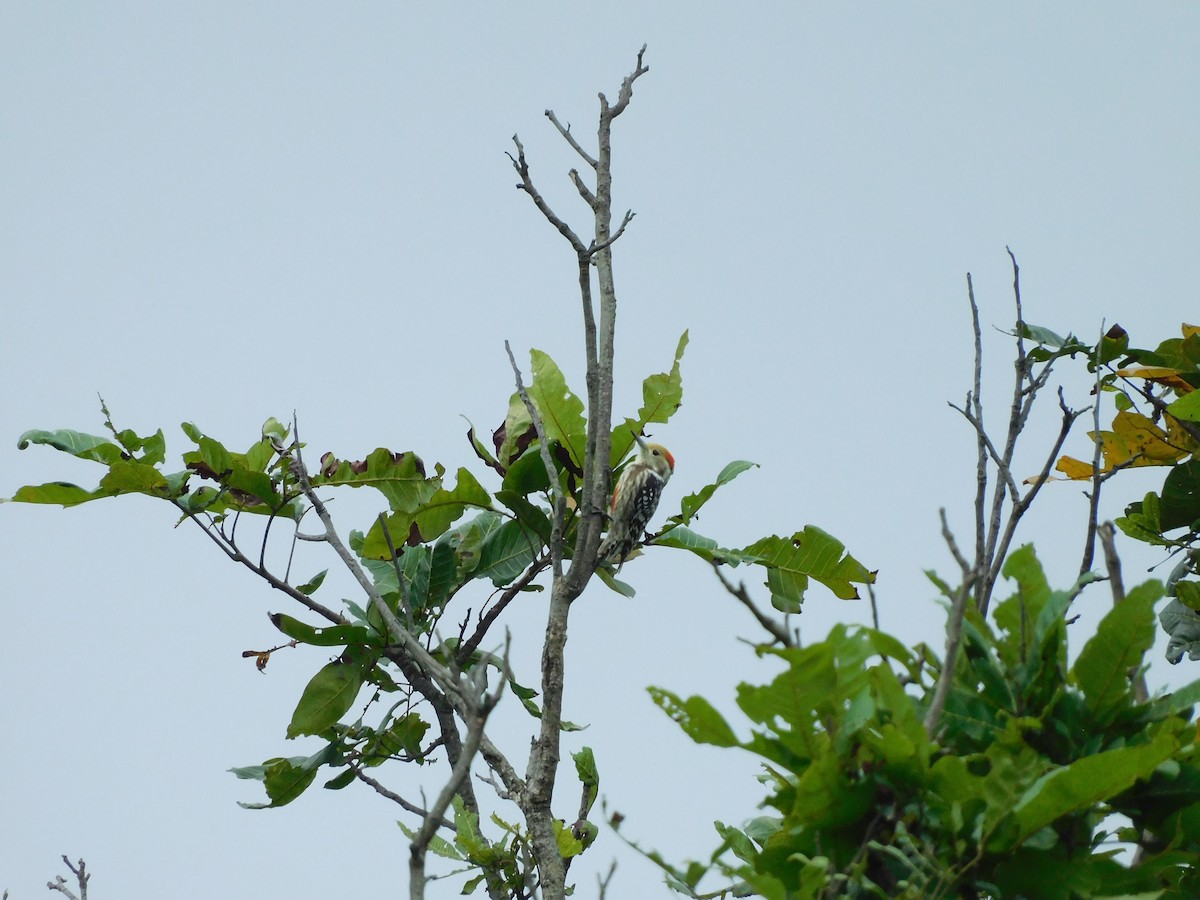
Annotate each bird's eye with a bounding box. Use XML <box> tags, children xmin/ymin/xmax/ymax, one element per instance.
<box><xmin>652</xmin><ymin>450</ymin><xmax>660</xmax><ymax>456</ymax></box>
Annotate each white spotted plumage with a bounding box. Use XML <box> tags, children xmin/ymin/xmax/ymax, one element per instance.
<box><xmin>598</xmin><ymin>435</ymin><xmax>675</xmax><ymax>567</ymax></box>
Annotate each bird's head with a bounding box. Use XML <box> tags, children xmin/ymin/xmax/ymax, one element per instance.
<box><xmin>633</xmin><ymin>434</ymin><xmax>675</xmax><ymax>480</ymax></box>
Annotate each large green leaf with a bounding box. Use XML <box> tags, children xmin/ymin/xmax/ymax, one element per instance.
<box><xmin>742</xmin><ymin>527</ymin><xmax>874</xmax><ymax>605</ymax></box>
<box><xmin>361</xmin><ymin>466</ymin><xmax>492</xmax><ymax>556</ymax></box>
<box><xmin>16</xmin><ymin>428</ymin><xmax>125</xmax><ymax>464</ymax></box>
<box><xmin>10</xmin><ymin>428</ymin><xmax>183</xmax><ymax>507</ymax></box>
<box><xmin>527</xmin><ymin>349</ymin><xmax>587</xmax><ymax>469</ymax></box>
<box><xmin>231</xmin><ymin>749</ymin><xmax>333</xmax><ymax>809</ymax></box>
<box><xmin>1168</xmin><ymin>390</ymin><xmax>1200</xmax><ymax>423</ymax></box>
<box><xmin>314</xmin><ymin>448</ymin><xmax>437</xmax><ymax>513</ymax></box>
<box><xmin>1159</xmin><ymin>459</ymin><xmax>1200</xmax><ymax>532</ymax></box>
<box><xmin>474</xmin><ymin>519</ymin><xmax>540</xmax><ymax>586</ymax></box>
<box><xmin>648</xmin><ymin>687</ymin><xmax>740</xmax><ymax>748</ymax></box>
<box><xmin>611</xmin><ymin>330</ymin><xmax>687</xmax><ymax>466</ymax></box>
<box><xmin>652</xmin><ymin>524</ymin><xmax>757</xmax><ymax>565</ymax></box>
<box><xmin>1072</xmin><ymin>580</ymin><xmax>1162</xmax><ymax>723</ymax></box>
<box><xmin>286</xmin><ymin>660</ymin><xmax>367</xmax><ymax>738</ymax></box>
<box><xmin>995</xmin><ymin>729</ymin><xmax>1179</xmax><ymax>852</ymax></box>
<box><xmin>270</xmin><ymin>613</ymin><xmax>377</xmax><ymax>648</ymax></box>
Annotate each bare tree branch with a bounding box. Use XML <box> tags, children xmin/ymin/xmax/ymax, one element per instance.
<box><xmin>1079</xmin><ymin>322</ymin><xmax>1109</xmax><ymax>575</ymax></box>
<box><xmin>955</xmin><ymin>253</ymin><xmax>1086</xmax><ymax>616</ymax></box>
<box><xmin>710</xmin><ymin>561</ymin><xmax>795</xmax><ymax>646</ymax></box>
<box><xmin>507</xmin><ymin>135</ymin><xmax>587</xmax><ymax>255</ymax></box>
<box><xmin>457</xmin><ymin>553</ymin><xmax>551</xmax><ymax>666</ymax></box>
<box><xmin>46</xmin><ymin>857</ymin><xmax>88</xmax><ymax>900</ymax></box>
<box><xmin>353</xmin><ymin>768</ymin><xmax>455</xmax><ymax>830</ymax></box>
<box><xmin>410</xmin><ymin>638</ymin><xmax>510</xmax><ymax>900</ymax></box>
<box><xmin>926</xmin><ymin>510</ymin><xmax>978</xmax><ymax>737</ymax></box>
<box><xmin>509</xmin><ymin>48</ymin><xmax>650</xmax><ymax>898</ymax></box>
<box><xmin>544</xmin><ymin>109</ymin><xmax>598</xmax><ymax>169</ymax></box>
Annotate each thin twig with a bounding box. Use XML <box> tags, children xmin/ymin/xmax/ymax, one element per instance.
<box><xmin>378</xmin><ymin>512</ymin><xmax>415</xmax><ymax>631</ymax></box>
<box><xmin>457</xmin><ymin>553</ymin><xmax>550</xmax><ymax>665</ymax></box>
<box><xmin>505</xmin><ymin>342</ymin><xmax>567</xmax><ymax>579</ymax></box>
<box><xmin>926</xmin><ymin>510</ymin><xmax>978</xmax><ymax>737</ymax></box>
<box><xmin>1079</xmin><ymin>321</ymin><xmax>1108</xmax><ymax>575</ymax></box>
<box><xmin>175</xmin><ymin>503</ymin><xmax>344</xmax><ymax>624</ymax></box>
<box><xmin>353</xmin><ymin>769</ymin><xmax>455</xmax><ymax>830</ymax></box>
<box><xmin>710</xmin><ymin>561</ymin><xmax>794</xmax><ymax>646</ymax></box>
<box><xmin>588</xmin><ymin>210</ymin><xmax>635</xmax><ymax>256</ymax></box>
<box><xmin>409</xmin><ymin>637</ymin><xmax>510</xmax><ymax>900</ymax></box>
<box><xmin>597</xmin><ymin>861</ymin><xmax>618</xmax><ymax>899</ymax></box>
<box><xmin>507</xmin><ymin>136</ymin><xmax>587</xmax><ymax>255</ymax></box>
<box><xmin>544</xmin><ymin>110</ymin><xmax>598</xmax><ymax>169</ymax></box>
<box><xmin>966</xmin><ymin>273</ymin><xmax>987</xmax><ymax>602</ymax></box>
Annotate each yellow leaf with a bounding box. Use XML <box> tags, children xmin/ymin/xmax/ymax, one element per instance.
<box><xmin>1054</xmin><ymin>456</ymin><xmax>1096</xmax><ymax>480</ymax></box>
<box><xmin>1104</xmin><ymin>411</ymin><xmax>1180</xmax><ymax>467</ymax></box>
<box><xmin>1114</xmin><ymin>366</ymin><xmax>1195</xmax><ymax>393</ymax></box>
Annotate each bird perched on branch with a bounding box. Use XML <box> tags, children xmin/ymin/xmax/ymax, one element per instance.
<box><xmin>598</xmin><ymin>434</ymin><xmax>675</xmax><ymax>567</ymax></box>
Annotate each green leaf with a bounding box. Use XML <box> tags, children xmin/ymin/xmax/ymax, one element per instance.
<box><xmin>315</xmin><ymin>448</ymin><xmax>436</xmax><ymax>513</ymax></box>
<box><xmin>494</xmin><ymin>490</ymin><xmax>552</xmax><ymax>542</ymax></box>
<box><xmin>286</xmin><ymin>660</ymin><xmax>366</xmax><ymax>738</ymax></box>
<box><xmin>667</xmin><ymin>460</ymin><xmax>759</xmax><ymax>527</ymax></box>
<box><xmin>233</xmin><ymin>756</ymin><xmax>320</xmax><ymax>809</ymax></box>
<box><xmin>594</xmin><ymin>565</ymin><xmax>636</xmax><ymax>597</ymax></box>
<box><xmin>398</xmin><ymin>820</ymin><xmax>465</xmax><ymax>861</ymax></box>
<box><xmin>1150</xmin><ymin>677</ymin><xmax>1200</xmax><ymax>718</ymax></box>
<box><xmin>1177</xmin><ymin>580</ymin><xmax>1200</xmax><ymax>611</ymax></box>
<box><xmin>1160</xmin><ymin>460</ymin><xmax>1200</xmax><ymax>532</ymax></box>
<box><xmin>474</xmin><ymin>519</ymin><xmax>539</xmax><ymax>587</ymax></box>
<box><xmin>323</xmin><ymin>768</ymin><xmax>356</xmax><ymax>790</ymax></box>
<box><xmin>648</xmin><ymin>687</ymin><xmax>739</xmax><ymax>747</ymax></box>
<box><xmin>611</xmin><ymin>330</ymin><xmax>688</xmax><ymax>466</ymax></box>
<box><xmin>742</xmin><ymin>527</ymin><xmax>874</xmax><ymax>605</ymax></box>
<box><xmin>426</xmin><ymin>534</ymin><xmax>458</xmax><ymax>608</ymax></box>
<box><xmin>1073</xmin><ymin>580</ymin><xmax>1162</xmax><ymax>722</ymax></box>
<box><xmin>270</xmin><ymin>613</ymin><xmax>376</xmax><ymax>648</ymax></box>
<box><xmin>365</xmin><ymin>713</ymin><xmax>430</xmax><ymax>763</ymax></box>
<box><xmin>16</xmin><ymin>428</ymin><xmax>124</xmax><ymax>464</ymax></box>
<box><xmin>1000</xmin><ymin>729</ymin><xmax>1179</xmax><ymax>851</ymax></box>
<box><xmin>1019</xmin><ymin>322</ymin><xmax>1068</xmax><ymax>348</ymax></box>
<box><xmin>500</xmin><ymin>446</ymin><xmax>553</xmax><ymax>496</ymax></box>
<box><xmin>507</xmin><ymin>674</ymin><xmax>585</xmax><ymax>731</ymax></box>
<box><xmin>652</xmin><ymin>524</ymin><xmax>756</xmax><ymax>565</ymax></box>
<box><xmin>296</xmin><ymin>569</ymin><xmax>328</xmax><ymax>596</ymax></box>
<box><xmin>573</xmin><ymin>747</ymin><xmax>600</xmax><ymax>815</ymax></box>
<box><xmin>554</xmin><ymin>818</ymin><xmax>586</xmax><ymax>859</ymax></box>
<box><xmin>453</xmin><ymin>796</ymin><xmax>496</xmax><ymax>865</ymax></box>
<box><xmin>1168</xmin><ymin>389</ymin><xmax>1200</xmax><ymax>423</ymax></box>
<box><xmin>8</xmin><ymin>481</ymin><xmax>107</xmax><ymax>506</ymax></box>
<box><xmin>527</xmin><ymin>349</ymin><xmax>587</xmax><ymax>469</ymax></box>
<box><xmin>361</xmin><ymin>466</ymin><xmax>493</xmax><ymax>556</ymax></box>
<box><xmin>496</xmin><ymin>394</ymin><xmax>534</xmax><ymax>469</ymax></box>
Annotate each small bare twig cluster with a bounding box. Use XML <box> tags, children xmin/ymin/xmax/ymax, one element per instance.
<box><xmin>45</xmin><ymin>857</ymin><xmax>88</xmax><ymax>900</ymax></box>
<box><xmin>928</xmin><ymin>250</ymin><xmax>1090</xmax><ymax>736</ymax></box>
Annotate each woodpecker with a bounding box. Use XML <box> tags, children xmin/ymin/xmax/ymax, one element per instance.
<box><xmin>598</xmin><ymin>434</ymin><xmax>675</xmax><ymax>567</ymax></box>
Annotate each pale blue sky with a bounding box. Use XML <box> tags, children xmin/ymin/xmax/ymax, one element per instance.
<box><xmin>3</xmin><ymin>4</ymin><xmax>1198</xmax><ymax>897</ymax></box>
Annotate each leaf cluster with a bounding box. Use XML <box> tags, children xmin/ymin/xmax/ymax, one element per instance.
<box><xmin>8</xmin><ymin>330</ymin><xmax>875</xmax><ymax>895</ymax></box>
<box><xmin>1045</xmin><ymin>324</ymin><xmax>1200</xmax><ymax>661</ymax></box>
<box><xmin>647</xmin><ymin>547</ymin><xmax>1200</xmax><ymax>899</ymax></box>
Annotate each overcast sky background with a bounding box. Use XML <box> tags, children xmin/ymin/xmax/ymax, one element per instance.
<box><xmin>3</xmin><ymin>4</ymin><xmax>1198</xmax><ymax>897</ymax></box>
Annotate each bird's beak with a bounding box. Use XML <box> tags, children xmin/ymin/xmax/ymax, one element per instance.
<box><xmin>632</xmin><ymin>433</ymin><xmax>648</xmax><ymax>451</ymax></box>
